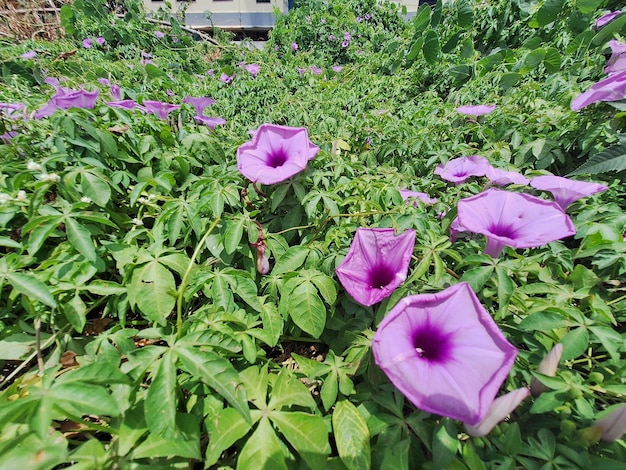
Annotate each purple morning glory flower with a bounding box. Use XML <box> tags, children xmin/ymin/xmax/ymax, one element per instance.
<box><xmin>571</xmin><ymin>70</ymin><xmax>626</xmax><ymax>110</ymax></box>
<box><xmin>21</xmin><ymin>50</ymin><xmax>36</xmax><ymax>59</ymax></box>
<box><xmin>605</xmin><ymin>40</ymin><xmax>626</xmax><ymax>75</ymax></box>
<box><xmin>434</xmin><ymin>155</ymin><xmax>491</xmax><ymax>184</ymax></box>
<box><xmin>595</xmin><ymin>10</ymin><xmax>622</xmax><ymax>29</ymax></box>
<box><xmin>485</xmin><ymin>167</ymin><xmax>530</xmax><ymax>186</ymax></box>
<box><xmin>364</xmin><ymin>13</ymin><xmax>371</xmax><ymax>20</ymax></box>
<box><xmin>236</xmin><ymin>123</ymin><xmax>320</xmax><ymax>185</ymax></box>
<box><xmin>335</xmin><ymin>227</ymin><xmax>415</xmax><ymax>306</ymax></box>
<box><xmin>321</xmin><ymin>18</ymin><xmax>326</xmax><ymax>24</ymax></box>
<box><xmin>194</xmin><ymin>115</ymin><xmax>227</xmax><ymax>129</ymax></box>
<box><xmin>372</xmin><ymin>282</ymin><xmax>518</xmax><ymax>425</ymax></box>
<box><xmin>82</xmin><ymin>38</ymin><xmax>93</xmax><ymax>49</ymax></box>
<box><xmin>464</xmin><ymin>388</ymin><xmax>530</xmax><ymax>436</ymax></box>
<box><xmin>310</xmin><ymin>65</ymin><xmax>323</xmax><ymax>76</ymax></box>
<box><xmin>399</xmin><ymin>189</ymin><xmax>437</xmax><ymax>205</ymax></box>
<box><xmin>329</xmin><ymin>34</ymin><xmax>336</xmax><ymax>41</ymax></box>
<box><xmin>341</xmin><ymin>40</ymin><xmax>350</xmax><ymax>48</ymax></box>
<box><xmin>332</xmin><ymin>65</ymin><xmax>343</xmax><ymax>73</ymax></box>
<box><xmin>106</xmin><ymin>100</ymin><xmax>138</xmax><ymax>110</ymax></box>
<box><xmin>297</xmin><ymin>67</ymin><xmax>307</xmax><ymax>77</ymax></box>
<box><xmin>356</xmin><ymin>16</ymin><xmax>362</xmax><ymax>22</ymax></box>
<box><xmin>291</xmin><ymin>42</ymin><xmax>298</xmax><ymax>52</ymax></box>
<box><xmin>97</xmin><ymin>78</ymin><xmax>109</xmax><ymax>86</ymax></box>
<box><xmin>0</xmin><ymin>102</ymin><xmax>25</xmax><ymax>120</ymax></box>
<box><xmin>592</xmin><ymin>404</ymin><xmax>626</xmax><ymax>441</ymax></box>
<box><xmin>95</xmin><ymin>37</ymin><xmax>106</xmax><ymax>45</ymax></box>
<box><xmin>155</xmin><ymin>30</ymin><xmax>165</xmax><ymax>38</ymax></box>
<box><xmin>183</xmin><ymin>96</ymin><xmax>216</xmax><ymax>115</ymax></box>
<box><xmin>344</xmin><ymin>32</ymin><xmax>352</xmax><ymax>41</ymax></box>
<box><xmin>456</xmin><ymin>104</ymin><xmax>497</xmax><ymax>116</ymax></box>
<box><xmin>1</xmin><ymin>131</ymin><xmax>18</xmax><ymax>143</ymax></box>
<box><xmin>454</xmin><ymin>188</ymin><xmax>577</xmax><ymax>257</ymax></box>
<box><xmin>245</xmin><ymin>63</ymin><xmax>261</xmax><ymax>77</ymax></box>
<box><xmin>530</xmin><ymin>175</ymin><xmax>608</xmax><ymax>209</ymax></box>
<box><xmin>110</xmin><ymin>84</ymin><xmax>122</xmax><ymax>100</ymax></box>
<box><xmin>219</xmin><ymin>73</ymin><xmax>233</xmax><ymax>83</ymax></box>
<box><xmin>141</xmin><ymin>100</ymin><xmax>180</xmax><ymax>120</ymax></box>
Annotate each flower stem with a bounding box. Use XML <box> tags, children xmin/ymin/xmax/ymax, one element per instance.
<box><xmin>176</xmin><ymin>217</ymin><xmax>221</xmax><ymax>339</ymax></box>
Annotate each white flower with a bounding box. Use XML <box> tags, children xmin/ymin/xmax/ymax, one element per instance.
<box><xmin>0</xmin><ymin>193</ymin><xmax>11</xmax><ymax>204</ymax></box>
<box><xmin>40</xmin><ymin>173</ymin><xmax>61</xmax><ymax>183</ymax></box>
<box><xmin>132</xmin><ymin>218</ymin><xmax>144</xmax><ymax>226</ymax></box>
<box><xmin>80</xmin><ymin>196</ymin><xmax>92</xmax><ymax>203</ymax></box>
<box><xmin>27</xmin><ymin>161</ymin><xmax>42</xmax><ymax>171</ymax></box>
<box><xmin>16</xmin><ymin>190</ymin><xmax>27</xmax><ymax>201</ymax></box>
<box><xmin>137</xmin><ymin>197</ymin><xmax>148</xmax><ymax>205</ymax></box>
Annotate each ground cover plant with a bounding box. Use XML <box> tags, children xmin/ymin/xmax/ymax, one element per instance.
<box><xmin>1</xmin><ymin>0</ymin><xmax>626</xmax><ymax>468</ymax></box>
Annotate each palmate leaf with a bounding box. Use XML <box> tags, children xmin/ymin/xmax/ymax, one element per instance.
<box><xmin>145</xmin><ymin>350</ymin><xmax>177</xmax><ymax>438</ymax></box>
<box><xmin>270</xmin><ymin>411</ymin><xmax>330</xmax><ymax>470</ymax></box>
<box><xmin>238</xmin><ymin>416</ymin><xmax>287</xmax><ymax>470</ymax></box>
<box><xmin>568</xmin><ymin>141</ymin><xmax>626</xmax><ymax>176</ymax></box>
<box><xmin>332</xmin><ymin>400</ymin><xmax>371</xmax><ymax>470</ymax></box>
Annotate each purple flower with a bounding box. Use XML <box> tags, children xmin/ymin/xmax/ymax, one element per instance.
<box><xmin>434</xmin><ymin>155</ymin><xmax>491</xmax><ymax>184</ymax></box>
<box><xmin>291</xmin><ymin>42</ymin><xmax>298</xmax><ymax>52</ymax></box>
<box><xmin>305</xmin><ymin>15</ymin><xmax>311</xmax><ymax>22</ymax></box>
<box><xmin>364</xmin><ymin>13</ymin><xmax>371</xmax><ymax>20</ymax></box>
<box><xmin>166</xmin><ymin>89</ymin><xmax>174</xmax><ymax>97</ymax></box>
<box><xmin>456</xmin><ymin>104</ymin><xmax>496</xmax><ymax>116</ymax></box>
<box><xmin>530</xmin><ymin>343</ymin><xmax>563</xmax><ymax>397</ymax></box>
<box><xmin>454</xmin><ymin>188</ymin><xmax>576</xmax><ymax>257</ymax></box>
<box><xmin>194</xmin><ymin>115</ymin><xmax>227</xmax><ymax>129</ymax></box>
<box><xmin>21</xmin><ymin>50</ymin><xmax>36</xmax><ymax>59</ymax></box>
<box><xmin>236</xmin><ymin>123</ymin><xmax>320</xmax><ymax>185</ymax></box>
<box><xmin>219</xmin><ymin>73</ymin><xmax>233</xmax><ymax>83</ymax></box>
<box><xmin>245</xmin><ymin>63</ymin><xmax>261</xmax><ymax>77</ymax></box>
<box><xmin>0</xmin><ymin>102</ymin><xmax>25</xmax><ymax>120</ymax></box>
<box><xmin>592</xmin><ymin>404</ymin><xmax>626</xmax><ymax>441</ymax></box>
<box><xmin>110</xmin><ymin>84</ymin><xmax>122</xmax><ymax>100</ymax></box>
<box><xmin>53</xmin><ymin>88</ymin><xmax>98</xmax><ymax>110</ymax></box>
<box><xmin>297</xmin><ymin>67</ymin><xmax>307</xmax><ymax>77</ymax></box>
<box><xmin>310</xmin><ymin>65</ymin><xmax>323</xmax><ymax>76</ymax></box>
<box><xmin>172</xmin><ymin>36</ymin><xmax>179</xmax><ymax>43</ymax></box>
<box><xmin>464</xmin><ymin>388</ymin><xmax>530</xmax><ymax>436</ymax></box>
<box><xmin>95</xmin><ymin>37</ymin><xmax>106</xmax><ymax>45</ymax></box>
<box><xmin>207</xmin><ymin>69</ymin><xmax>215</xmax><ymax>76</ymax></box>
<box><xmin>595</xmin><ymin>10</ymin><xmax>622</xmax><ymax>29</ymax></box>
<box><xmin>320</xmin><ymin>18</ymin><xmax>326</xmax><ymax>24</ymax></box>
<box><xmin>155</xmin><ymin>30</ymin><xmax>165</xmax><ymax>38</ymax></box>
<box><xmin>332</xmin><ymin>65</ymin><xmax>343</xmax><ymax>73</ymax></box>
<box><xmin>106</xmin><ymin>100</ymin><xmax>138</xmax><ymax>110</ymax></box>
<box><xmin>97</xmin><ymin>78</ymin><xmax>109</xmax><ymax>86</ymax></box>
<box><xmin>344</xmin><ymin>32</ymin><xmax>352</xmax><ymax>41</ymax></box>
<box><xmin>183</xmin><ymin>96</ymin><xmax>216</xmax><ymax>115</ymax></box>
<box><xmin>141</xmin><ymin>100</ymin><xmax>180</xmax><ymax>120</ymax></box>
<box><xmin>605</xmin><ymin>40</ymin><xmax>626</xmax><ymax>75</ymax></box>
<box><xmin>372</xmin><ymin>282</ymin><xmax>518</xmax><ymax>425</ymax></box>
<box><xmin>571</xmin><ymin>70</ymin><xmax>626</xmax><ymax>110</ymax></box>
<box><xmin>0</xmin><ymin>131</ymin><xmax>18</xmax><ymax>143</ymax></box>
<box><xmin>485</xmin><ymin>167</ymin><xmax>530</xmax><ymax>186</ymax></box>
<box><xmin>329</xmin><ymin>35</ymin><xmax>336</xmax><ymax>41</ymax></box>
<box><xmin>341</xmin><ymin>40</ymin><xmax>350</xmax><ymax>48</ymax></box>
<box><xmin>336</xmin><ymin>228</ymin><xmax>415</xmax><ymax>306</ymax></box>
<box><xmin>82</xmin><ymin>38</ymin><xmax>93</xmax><ymax>49</ymax></box>
<box><xmin>399</xmin><ymin>189</ymin><xmax>437</xmax><ymax>205</ymax></box>
<box><xmin>356</xmin><ymin>16</ymin><xmax>362</xmax><ymax>22</ymax></box>
<box><xmin>530</xmin><ymin>175</ymin><xmax>608</xmax><ymax>209</ymax></box>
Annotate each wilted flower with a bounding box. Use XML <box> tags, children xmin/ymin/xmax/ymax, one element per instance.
<box><xmin>464</xmin><ymin>388</ymin><xmax>530</xmax><ymax>437</ymax></box>
<box><xmin>0</xmin><ymin>102</ymin><xmax>25</xmax><ymax>120</ymax></box>
<box><xmin>399</xmin><ymin>189</ymin><xmax>437</xmax><ymax>205</ymax></box>
<box><xmin>219</xmin><ymin>73</ymin><xmax>233</xmax><ymax>83</ymax></box>
<box><xmin>183</xmin><ymin>96</ymin><xmax>216</xmax><ymax>115</ymax></box>
<box><xmin>0</xmin><ymin>131</ymin><xmax>17</xmax><ymax>143</ymax></box>
<box><xmin>297</xmin><ymin>67</ymin><xmax>307</xmax><ymax>77</ymax></box>
<box><xmin>82</xmin><ymin>38</ymin><xmax>93</xmax><ymax>48</ymax></box>
<box><xmin>194</xmin><ymin>115</ymin><xmax>227</xmax><ymax>129</ymax></box>
<box><xmin>605</xmin><ymin>40</ymin><xmax>626</xmax><ymax>75</ymax></box>
<box><xmin>372</xmin><ymin>282</ymin><xmax>518</xmax><ymax>425</ymax></box>
<box><xmin>21</xmin><ymin>50</ymin><xmax>36</xmax><ymax>59</ymax></box>
<box><xmin>16</xmin><ymin>190</ymin><xmax>27</xmax><ymax>202</ymax></box>
<box><xmin>454</xmin><ymin>188</ymin><xmax>576</xmax><ymax>257</ymax></box>
<box><xmin>485</xmin><ymin>167</ymin><xmax>530</xmax><ymax>186</ymax></box>
<box><xmin>80</xmin><ymin>196</ymin><xmax>92</xmax><ymax>203</ymax></box>
<box><xmin>595</xmin><ymin>10</ymin><xmax>622</xmax><ymax>29</ymax></box>
<box><xmin>344</xmin><ymin>31</ymin><xmax>352</xmax><ymax>41</ymax></box>
<box><xmin>530</xmin><ymin>175</ymin><xmax>608</xmax><ymax>209</ymax></box>
<box><xmin>329</xmin><ymin>34</ymin><xmax>336</xmax><ymax>41</ymax></box>
<box><xmin>335</xmin><ymin>227</ymin><xmax>415</xmax><ymax>306</ymax></box>
<box><xmin>132</xmin><ymin>217</ymin><xmax>144</xmax><ymax>226</ymax></box>
<box><xmin>530</xmin><ymin>343</ymin><xmax>563</xmax><ymax>397</ymax></box>
<box><xmin>141</xmin><ymin>100</ymin><xmax>180</xmax><ymax>120</ymax></box>
<box><xmin>245</xmin><ymin>63</ymin><xmax>261</xmax><ymax>77</ymax></box>
<box><xmin>456</xmin><ymin>104</ymin><xmax>496</xmax><ymax>116</ymax></box>
<box><xmin>570</xmin><ymin>70</ymin><xmax>626</xmax><ymax>110</ymax></box>
<box><xmin>434</xmin><ymin>155</ymin><xmax>491</xmax><ymax>184</ymax></box>
<box><xmin>109</xmin><ymin>84</ymin><xmax>122</xmax><ymax>100</ymax></box>
<box><xmin>236</xmin><ymin>123</ymin><xmax>320</xmax><ymax>184</ymax></box>
<box><xmin>592</xmin><ymin>404</ymin><xmax>626</xmax><ymax>441</ymax></box>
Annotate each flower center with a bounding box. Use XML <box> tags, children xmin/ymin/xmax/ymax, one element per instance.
<box><xmin>369</xmin><ymin>264</ymin><xmax>395</xmax><ymax>289</ymax></box>
<box><xmin>266</xmin><ymin>148</ymin><xmax>289</xmax><ymax>168</ymax></box>
<box><xmin>488</xmin><ymin>223</ymin><xmax>517</xmax><ymax>239</ymax></box>
<box><xmin>413</xmin><ymin>325</ymin><xmax>451</xmax><ymax>362</ymax></box>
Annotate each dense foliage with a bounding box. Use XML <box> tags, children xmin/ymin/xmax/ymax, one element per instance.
<box><xmin>1</xmin><ymin>0</ymin><xmax>626</xmax><ymax>468</ymax></box>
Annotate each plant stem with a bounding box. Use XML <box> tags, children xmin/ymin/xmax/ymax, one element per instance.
<box><xmin>35</xmin><ymin>317</ymin><xmax>44</xmax><ymax>374</ymax></box>
<box><xmin>176</xmin><ymin>217</ymin><xmax>221</xmax><ymax>339</ymax></box>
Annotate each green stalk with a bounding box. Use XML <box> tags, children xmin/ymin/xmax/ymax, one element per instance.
<box><xmin>176</xmin><ymin>217</ymin><xmax>221</xmax><ymax>339</ymax></box>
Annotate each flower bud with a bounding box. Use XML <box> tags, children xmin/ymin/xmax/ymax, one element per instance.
<box><xmin>530</xmin><ymin>343</ymin><xmax>563</xmax><ymax>397</ymax></box>
<box><xmin>464</xmin><ymin>388</ymin><xmax>530</xmax><ymax>437</ymax></box>
<box><xmin>592</xmin><ymin>403</ymin><xmax>626</xmax><ymax>442</ymax></box>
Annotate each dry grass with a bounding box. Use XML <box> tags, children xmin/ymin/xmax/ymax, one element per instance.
<box><xmin>0</xmin><ymin>0</ymin><xmax>71</xmax><ymax>41</ymax></box>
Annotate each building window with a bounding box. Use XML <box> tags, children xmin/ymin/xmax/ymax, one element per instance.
<box><xmin>257</xmin><ymin>0</ymin><xmax>271</xmax><ymax>3</ymax></box>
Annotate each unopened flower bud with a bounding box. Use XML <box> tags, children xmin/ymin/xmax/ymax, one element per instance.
<box><xmin>27</xmin><ymin>161</ymin><xmax>42</xmax><ymax>171</ymax></box>
<box><xmin>591</xmin><ymin>403</ymin><xmax>626</xmax><ymax>442</ymax></box>
<box><xmin>530</xmin><ymin>343</ymin><xmax>563</xmax><ymax>397</ymax></box>
<box><xmin>464</xmin><ymin>388</ymin><xmax>530</xmax><ymax>437</ymax></box>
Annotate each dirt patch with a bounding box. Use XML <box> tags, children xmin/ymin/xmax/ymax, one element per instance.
<box><xmin>0</xmin><ymin>0</ymin><xmax>70</xmax><ymax>41</ymax></box>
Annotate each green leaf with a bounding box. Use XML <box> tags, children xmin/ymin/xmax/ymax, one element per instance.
<box><xmin>320</xmin><ymin>371</ymin><xmax>339</xmax><ymax>411</ymax></box>
<box><xmin>258</xmin><ymin>303</ymin><xmax>283</xmax><ymax>347</ymax></box>
<box><xmin>561</xmin><ymin>326</ymin><xmax>589</xmax><ymax>360</ymax></box>
<box><xmin>576</xmin><ymin>0</ymin><xmax>604</xmax><ymax>14</ymax></box>
<box><xmin>456</xmin><ymin>0</ymin><xmax>474</xmax><ymax>27</ymax></box>
<box><xmin>224</xmin><ymin>217</ymin><xmax>245</xmax><ymax>255</ymax></box>
<box><xmin>81</xmin><ymin>170</ymin><xmax>111</xmax><ymax>207</ymax></box>
<box><xmin>205</xmin><ymin>407</ymin><xmax>252</xmax><ymax>467</ymax></box>
<box><xmin>500</xmin><ymin>72</ymin><xmax>523</xmax><ymax>91</ymax></box>
<box><xmin>175</xmin><ymin>345</ymin><xmax>250</xmax><ymax>423</ymax></box>
<box><xmin>145</xmin><ymin>350</ymin><xmax>177</xmax><ymax>438</ymax></box>
<box><xmin>519</xmin><ymin>311</ymin><xmax>571</xmax><ymax>331</ymax></box>
<box><xmin>432</xmin><ymin>420</ymin><xmax>458</xmax><ymax>469</ymax></box>
<box><xmin>287</xmin><ymin>281</ymin><xmax>326</xmax><ymax>338</ymax></box>
<box><xmin>592</xmin><ymin>12</ymin><xmax>626</xmax><ymax>46</ymax></box>
<box><xmin>238</xmin><ymin>417</ymin><xmax>287</xmax><ymax>470</ymax></box>
<box><xmin>272</xmin><ymin>246</ymin><xmax>309</xmax><ymax>275</ymax></box>
<box><xmin>423</xmin><ymin>30</ymin><xmax>440</xmax><ymax>65</ymax></box>
<box><xmin>7</xmin><ymin>272</ymin><xmax>57</xmax><ymax>307</ymax></box>
<box><xmin>332</xmin><ymin>400</ymin><xmax>371</xmax><ymax>470</ymax></box>
<box><xmin>460</xmin><ymin>265</ymin><xmax>493</xmax><ymax>292</ymax></box>
<box><xmin>308</xmin><ymin>270</ymin><xmax>337</xmax><ymax>305</ymax></box>
<box><xmin>128</xmin><ymin>260</ymin><xmax>176</xmax><ymax>325</ymax></box>
<box><xmin>530</xmin><ymin>390</ymin><xmax>567</xmax><ymax>414</ymax></box>
<box><xmin>589</xmin><ymin>326</ymin><xmax>622</xmax><ymax>361</ymax></box>
<box><xmin>568</xmin><ymin>141</ymin><xmax>626</xmax><ymax>175</ymax></box>
<box><xmin>535</xmin><ymin>0</ymin><xmax>565</xmax><ymax>27</ymax></box>
<box><xmin>268</xmin><ymin>369</ymin><xmax>317</xmax><ymax>411</ymax></box>
<box><xmin>51</xmin><ymin>382</ymin><xmax>121</xmax><ymax>417</ymax></box>
<box><xmin>271</xmin><ymin>411</ymin><xmax>330</xmax><ymax>470</ymax></box>
<box><xmin>132</xmin><ymin>413</ymin><xmax>201</xmax><ymax>460</ymax></box>
<box><xmin>412</xmin><ymin>4</ymin><xmax>431</xmax><ymax>33</ymax></box>
<box><xmin>543</xmin><ymin>47</ymin><xmax>561</xmax><ymax>73</ymax></box>
<box><xmin>65</xmin><ymin>217</ymin><xmax>97</xmax><ymax>264</ymax></box>
<box><xmin>64</xmin><ymin>293</ymin><xmax>87</xmax><ymax>332</ymax></box>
